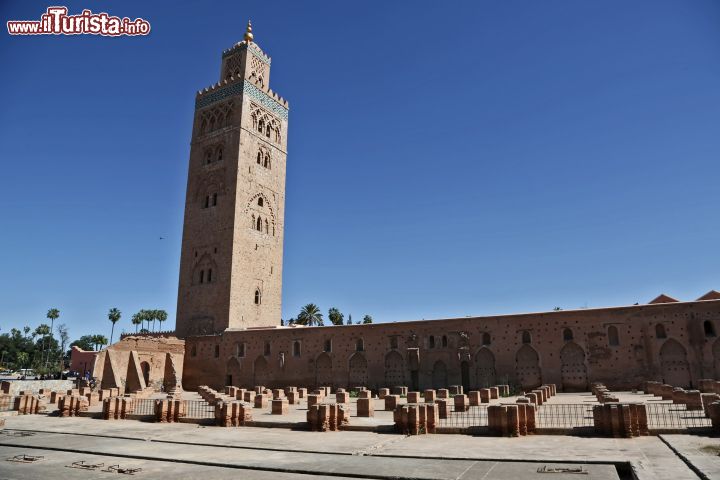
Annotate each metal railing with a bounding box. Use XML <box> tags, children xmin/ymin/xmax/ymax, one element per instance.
<box><xmin>437</xmin><ymin>405</ymin><xmax>489</xmax><ymax>428</ymax></box>
<box><xmin>183</xmin><ymin>400</ymin><xmax>215</xmax><ymax>419</ymax></box>
<box><xmin>536</xmin><ymin>404</ymin><xmax>594</xmax><ymax>429</ymax></box>
<box><xmin>645</xmin><ymin>402</ymin><xmax>711</xmax><ymax>429</ymax></box>
<box><xmin>127</xmin><ymin>398</ymin><xmax>155</xmax><ymax>416</ymax></box>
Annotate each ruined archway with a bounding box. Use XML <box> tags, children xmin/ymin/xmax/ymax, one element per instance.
<box><xmin>660</xmin><ymin>339</ymin><xmax>691</xmax><ymax>387</ymax></box>
<box><xmin>384</xmin><ymin>351</ymin><xmax>404</xmax><ymax>387</ymax></box>
<box><xmin>225</xmin><ymin>357</ymin><xmax>241</xmax><ymax>387</ymax></box>
<box><xmin>475</xmin><ymin>348</ymin><xmax>496</xmax><ymax>388</ymax></box>
<box><xmin>516</xmin><ymin>344</ymin><xmax>541</xmax><ymax>390</ymax></box>
<box><xmin>315</xmin><ymin>352</ymin><xmax>333</xmax><ymax>387</ymax></box>
<box><xmin>431</xmin><ymin>360</ymin><xmax>447</xmax><ymax>389</ymax></box>
<box><xmin>560</xmin><ymin>342</ymin><xmax>588</xmax><ymax>392</ymax></box>
<box><xmin>253</xmin><ymin>355</ymin><xmax>269</xmax><ymax>387</ymax></box>
<box><xmin>140</xmin><ymin>361</ymin><xmax>151</xmax><ymax>387</ymax></box>
<box><xmin>348</xmin><ymin>352</ymin><xmax>368</xmax><ymax>388</ymax></box>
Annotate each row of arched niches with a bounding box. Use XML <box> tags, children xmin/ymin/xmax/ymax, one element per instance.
<box><xmin>223</xmin><ymin>335</ymin><xmax>720</xmax><ymax>392</ymax></box>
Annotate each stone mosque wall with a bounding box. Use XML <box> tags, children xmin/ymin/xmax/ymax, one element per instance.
<box><xmin>181</xmin><ymin>296</ymin><xmax>720</xmax><ymax>392</ymax></box>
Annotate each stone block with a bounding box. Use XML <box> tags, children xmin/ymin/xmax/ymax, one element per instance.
<box><xmin>307</xmin><ymin>394</ymin><xmax>320</xmax><ymax>409</ymax></box>
<box><xmin>358</xmin><ymin>390</ymin><xmax>371</xmax><ymax>400</ymax></box>
<box><xmin>479</xmin><ymin>388</ymin><xmax>491</xmax><ymax>403</ymax></box>
<box><xmin>436</xmin><ymin>398</ymin><xmax>450</xmax><ymax>419</ymax></box>
<box><xmin>243</xmin><ymin>391</ymin><xmax>256</xmax><ymax>403</ymax></box>
<box><xmin>385</xmin><ymin>394</ymin><xmax>400</xmax><ymax>411</ymax></box>
<box><xmin>272</xmin><ymin>389</ymin><xmax>285</xmax><ymax>400</ymax></box>
<box><xmin>454</xmin><ymin>394</ymin><xmax>469</xmax><ymax>412</ymax></box>
<box><xmin>392</xmin><ymin>386</ymin><xmax>408</xmax><ymax>396</ymax></box>
<box><xmin>297</xmin><ymin>388</ymin><xmax>307</xmax><ymax>398</ymax></box>
<box><xmin>272</xmin><ymin>398</ymin><xmax>289</xmax><ymax>415</ymax></box>
<box><xmin>336</xmin><ymin>392</ymin><xmax>350</xmax><ymax>404</ymax></box>
<box><xmin>254</xmin><ymin>394</ymin><xmax>269</xmax><ymax>408</ymax></box>
<box><xmin>378</xmin><ymin>388</ymin><xmax>390</xmax><ymax>399</ymax></box>
<box><xmin>468</xmin><ymin>391</ymin><xmax>481</xmax><ymax>406</ymax></box>
<box><xmin>489</xmin><ymin>387</ymin><xmax>499</xmax><ymax>399</ymax></box>
<box><xmin>407</xmin><ymin>391</ymin><xmax>421</xmax><ymax>403</ymax></box>
<box><xmin>437</xmin><ymin>389</ymin><xmax>449</xmax><ymax>399</ymax></box>
<box><xmin>424</xmin><ymin>389</ymin><xmax>436</xmax><ymax>403</ymax></box>
<box><xmin>357</xmin><ymin>398</ymin><xmax>374</xmax><ymax>417</ymax></box>
<box><xmin>448</xmin><ymin>385</ymin><xmax>463</xmax><ymax>395</ymax></box>
<box><xmin>287</xmin><ymin>391</ymin><xmax>299</xmax><ymax>404</ymax></box>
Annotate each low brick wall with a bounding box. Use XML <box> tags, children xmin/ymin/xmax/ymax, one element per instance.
<box><xmin>1</xmin><ymin>380</ymin><xmax>73</xmax><ymax>396</ymax></box>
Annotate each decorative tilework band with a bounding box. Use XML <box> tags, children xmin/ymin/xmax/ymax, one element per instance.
<box><xmin>196</xmin><ymin>81</ymin><xmax>288</xmax><ymax>119</ymax></box>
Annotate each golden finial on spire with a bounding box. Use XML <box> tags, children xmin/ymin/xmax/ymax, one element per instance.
<box><xmin>244</xmin><ymin>20</ymin><xmax>254</xmax><ymax>43</ymax></box>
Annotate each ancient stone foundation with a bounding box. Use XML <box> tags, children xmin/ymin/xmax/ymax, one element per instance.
<box><xmin>13</xmin><ymin>394</ymin><xmax>46</xmax><ymax>415</ymax></box>
<box><xmin>394</xmin><ymin>403</ymin><xmax>439</xmax><ymax>435</ymax></box>
<box><xmin>58</xmin><ymin>395</ymin><xmax>88</xmax><ymax>417</ymax></box>
<box><xmin>487</xmin><ymin>404</ymin><xmax>536</xmax><ymax>436</ymax></box>
<box><xmin>593</xmin><ymin>403</ymin><xmax>648</xmax><ymax>437</ymax></box>
<box><xmin>307</xmin><ymin>403</ymin><xmax>348</xmax><ymax>431</ymax></box>
<box><xmin>154</xmin><ymin>399</ymin><xmax>186</xmax><ymax>423</ymax></box>
<box><xmin>215</xmin><ymin>401</ymin><xmax>252</xmax><ymax>426</ymax></box>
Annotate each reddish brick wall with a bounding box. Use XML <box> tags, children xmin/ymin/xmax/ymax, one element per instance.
<box><xmin>69</xmin><ymin>346</ymin><xmax>99</xmax><ymax>375</ymax></box>
<box><xmin>181</xmin><ymin>299</ymin><xmax>720</xmax><ymax>392</ymax></box>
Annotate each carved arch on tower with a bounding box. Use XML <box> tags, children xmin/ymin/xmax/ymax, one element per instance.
<box><xmin>245</xmin><ymin>192</ymin><xmax>276</xmax><ymax>236</ymax></box>
<box><xmin>192</xmin><ymin>253</ymin><xmax>218</xmax><ymax>286</ymax></box>
<box><xmin>249</xmin><ymin>103</ymin><xmax>281</xmax><ymax>144</ymax></box>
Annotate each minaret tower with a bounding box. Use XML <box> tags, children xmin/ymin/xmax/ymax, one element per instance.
<box><xmin>176</xmin><ymin>22</ymin><xmax>289</xmax><ymax>336</ymax></box>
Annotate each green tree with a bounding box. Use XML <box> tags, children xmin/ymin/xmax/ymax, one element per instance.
<box><xmin>45</xmin><ymin>308</ymin><xmax>59</xmax><ymax>367</ymax></box>
<box><xmin>328</xmin><ymin>307</ymin><xmax>344</xmax><ymax>326</ymax></box>
<box><xmin>108</xmin><ymin>308</ymin><xmax>121</xmax><ymax>344</ymax></box>
<box><xmin>131</xmin><ymin>312</ymin><xmax>143</xmax><ymax>333</ymax></box>
<box><xmin>92</xmin><ymin>335</ymin><xmax>108</xmax><ymax>351</ymax></box>
<box><xmin>70</xmin><ymin>335</ymin><xmax>96</xmax><ymax>352</ymax></box>
<box><xmin>57</xmin><ymin>323</ymin><xmax>69</xmax><ymax>371</ymax></box>
<box><xmin>362</xmin><ymin>315</ymin><xmax>373</xmax><ymax>324</ymax></box>
<box><xmin>297</xmin><ymin>304</ymin><xmax>323</xmax><ymax>326</ymax></box>
<box><xmin>16</xmin><ymin>351</ymin><xmax>29</xmax><ymax>369</ymax></box>
<box><xmin>34</xmin><ymin>324</ymin><xmax>50</xmax><ymax>367</ymax></box>
<box><xmin>156</xmin><ymin>309</ymin><xmax>168</xmax><ymax>332</ymax></box>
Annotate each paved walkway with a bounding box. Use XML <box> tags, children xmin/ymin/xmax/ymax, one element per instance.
<box><xmin>0</xmin><ymin>415</ymin><xmax>710</xmax><ymax>479</ymax></box>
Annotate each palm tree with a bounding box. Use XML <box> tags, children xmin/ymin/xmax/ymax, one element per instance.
<box><xmin>131</xmin><ymin>312</ymin><xmax>143</xmax><ymax>333</ymax></box>
<box><xmin>297</xmin><ymin>304</ymin><xmax>323</xmax><ymax>326</ymax></box>
<box><xmin>156</xmin><ymin>310</ymin><xmax>168</xmax><ymax>332</ymax></box>
<box><xmin>34</xmin><ymin>324</ymin><xmax>50</xmax><ymax>367</ymax></box>
<box><xmin>16</xmin><ymin>352</ymin><xmax>29</xmax><ymax>370</ymax></box>
<box><xmin>95</xmin><ymin>335</ymin><xmax>108</xmax><ymax>351</ymax></box>
<box><xmin>108</xmin><ymin>308</ymin><xmax>121</xmax><ymax>344</ymax></box>
<box><xmin>328</xmin><ymin>307</ymin><xmax>344</xmax><ymax>326</ymax></box>
<box><xmin>45</xmin><ymin>308</ymin><xmax>59</xmax><ymax>366</ymax></box>
<box><xmin>362</xmin><ymin>315</ymin><xmax>373</xmax><ymax>324</ymax></box>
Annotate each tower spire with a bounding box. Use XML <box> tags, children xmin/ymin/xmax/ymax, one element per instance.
<box><xmin>244</xmin><ymin>20</ymin><xmax>254</xmax><ymax>43</ymax></box>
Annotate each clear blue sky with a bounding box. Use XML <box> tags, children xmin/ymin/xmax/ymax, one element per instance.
<box><xmin>1</xmin><ymin>1</ymin><xmax>718</xmax><ymax>341</ymax></box>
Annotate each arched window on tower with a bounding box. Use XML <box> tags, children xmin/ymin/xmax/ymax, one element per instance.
<box><xmin>482</xmin><ymin>332</ymin><xmax>491</xmax><ymax>346</ymax></box>
<box><xmin>254</xmin><ymin>288</ymin><xmax>262</xmax><ymax>305</ymax></box>
<box><xmin>428</xmin><ymin>336</ymin><xmax>435</xmax><ymax>349</ymax></box>
<box><xmin>704</xmin><ymin>320</ymin><xmax>716</xmax><ymax>337</ymax></box>
<box><xmin>205</xmin><ymin>151</ymin><xmax>212</xmax><ymax>164</ymax></box>
<box><xmin>256</xmin><ymin>216</ymin><xmax>262</xmax><ymax>231</ymax></box>
<box><xmin>293</xmin><ymin>341</ymin><xmax>301</xmax><ymax>357</ymax></box>
<box><xmin>521</xmin><ymin>330</ymin><xmax>532</xmax><ymax>344</ymax></box>
<box><xmin>199</xmin><ymin>270</ymin><xmax>205</xmax><ymax>284</ymax></box>
<box><xmin>264</xmin><ymin>155</ymin><xmax>271</xmax><ymax>169</ymax></box>
<box><xmin>608</xmin><ymin>326</ymin><xmax>620</xmax><ymax>346</ymax></box>
<box><xmin>266</xmin><ymin>125</ymin><xmax>271</xmax><ymax>138</ymax></box>
<box><xmin>216</xmin><ymin>147</ymin><xmax>223</xmax><ymax>162</ymax></box>
<box><xmin>264</xmin><ymin>341</ymin><xmax>270</xmax><ymax>356</ymax></box>
<box><xmin>323</xmin><ymin>339</ymin><xmax>332</xmax><ymax>352</ymax></box>
<box><xmin>214</xmin><ymin>345</ymin><xmax>220</xmax><ymax>358</ymax></box>
<box><xmin>441</xmin><ymin>335</ymin><xmax>448</xmax><ymax>348</ymax></box>
<box><xmin>563</xmin><ymin>328</ymin><xmax>573</xmax><ymax>342</ymax></box>
<box><xmin>356</xmin><ymin>338</ymin><xmax>364</xmax><ymax>352</ymax></box>
<box><xmin>258</xmin><ymin>197</ymin><xmax>264</xmax><ymax>207</ymax></box>
<box><xmin>264</xmin><ymin>219</ymin><xmax>269</xmax><ymax>234</ymax></box>
<box><xmin>655</xmin><ymin>324</ymin><xmax>667</xmax><ymax>339</ymax></box>
<box><xmin>251</xmin><ymin>214</ymin><xmax>255</xmax><ymax>229</ymax></box>
<box><xmin>257</xmin><ymin>151</ymin><xmax>262</xmax><ymax>164</ymax></box>
<box><xmin>236</xmin><ymin>342</ymin><xmax>245</xmax><ymax>357</ymax></box>
<box><xmin>258</xmin><ymin>119</ymin><xmax>265</xmax><ymax>133</ymax></box>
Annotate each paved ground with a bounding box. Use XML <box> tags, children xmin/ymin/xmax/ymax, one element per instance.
<box><xmin>0</xmin><ymin>415</ymin><xmax>715</xmax><ymax>479</ymax></box>
<box><xmin>659</xmin><ymin>434</ymin><xmax>720</xmax><ymax>480</ymax></box>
